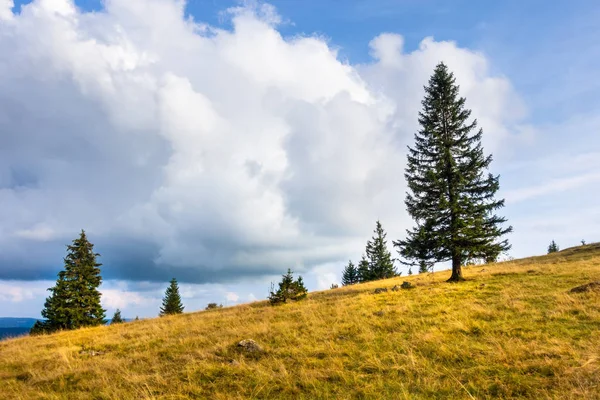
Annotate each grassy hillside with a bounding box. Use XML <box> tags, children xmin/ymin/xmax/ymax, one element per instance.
<box><xmin>1</xmin><ymin>245</ymin><xmax>599</xmax><ymax>399</ymax></box>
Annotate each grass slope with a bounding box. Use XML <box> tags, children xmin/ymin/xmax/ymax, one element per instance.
<box><xmin>1</xmin><ymin>245</ymin><xmax>599</xmax><ymax>399</ymax></box>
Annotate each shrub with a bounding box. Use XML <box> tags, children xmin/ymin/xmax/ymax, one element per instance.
<box><xmin>268</xmin><ymin>269</ymin><xmax>307</xmax><ymax>305</ymax></box>
<box><xmin>205</xmin><ymin>303</ymin><xmax>223</xmax><ymax>310</ymax></box>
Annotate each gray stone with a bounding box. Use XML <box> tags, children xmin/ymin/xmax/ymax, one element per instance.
<box><xmin>570</xmin><ymin>281</ymin><xmax>600</xmax><ymax>293</ymax></box>
<box><xmin>79</xmin><ymin>350</ymin><xmax>105</xmax><ymax>357</ymax></box>
<box><xmin>237</xmin><ymin>339</ymin><xmax>262</xmax><ymax>353</ymax></box>
<box><xmin>373</xmin><ymin>288</ymin><xmax>388</xmax><ymax>294</ymax></box>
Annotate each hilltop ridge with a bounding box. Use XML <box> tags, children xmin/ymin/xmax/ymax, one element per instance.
<box><xmin>1</xmin><ymin>245</ymin><xmax>599</xmax><ymax>399</ymax></box>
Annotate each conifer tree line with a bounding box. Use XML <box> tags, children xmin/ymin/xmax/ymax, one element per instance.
<box><xmin>31</xmin><ymin>230</ymin><xmax>186</xmax><ymax>334</ymax></box>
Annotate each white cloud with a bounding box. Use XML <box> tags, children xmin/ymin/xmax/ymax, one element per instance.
<box><xmin>359</xmin><ymin>34</ymin><xmax>528</xmax><ymax>155</ymax></box>
<box><xmin>312</xmin><ymin>263</ymin><xmax>340</xmax><ymax>290</ymax></box>
<box><xmin>505</xmin><ymin>172</ymin><xmax>600</xmax><ymax>203</ymax></box>
<box><xmin>0</xmin><ymin>0</ymin><xmax>13</xmax><ymax>21</ymax></box>
<box><xmin>0</xmin><ymin>0</ymin><xmax>527</xmax><ymax>285</ymax></box>
<box><xmin>226</xmin><ymin>292</ymin><xmax>239</xmax><ymax>302</ymax></box>
<box><xmin>0</xmin><ymin>280</ymin><xmax>52</xmax><ymax>304</ymax></box>
<box><xmin>101</xmin><ymin>289</ymin><xmax>148</xmax><ymax>310</ymax></box>
<box><xmin>0</xmin><ymin>283</ymin><xmax>38</xmax><ymax>302</ymax></box>
<box><xmin>13</xmin><ymin>224</ymin><xmax>57</xmax><ymax>241</ymax></box>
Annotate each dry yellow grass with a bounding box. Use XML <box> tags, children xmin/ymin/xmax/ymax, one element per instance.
<box><xmin>1</xmin><ymin>244</ymin><xmax>600</xmax><ymax>399</ymax></box>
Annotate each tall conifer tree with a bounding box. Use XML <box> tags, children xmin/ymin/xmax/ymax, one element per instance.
<box><xmin>160</xmin><ymin>278</ymin><xmax>184</xmax><ymax>316</ymax></box>
<box><xmin>31</xmin><ymin>230</ymin><xmax>106</xmax><ymax>334</ymax></box>
<box><xmin>396</xmin><ymin>63</ymin><xmax>512</xmax><ymax>282</ymax></box>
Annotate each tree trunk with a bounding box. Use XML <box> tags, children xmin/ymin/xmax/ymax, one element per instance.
<box><xmin>447</xmin><ymin>254</ymin><xmax>465</xmax><ymax>282</ymax></box>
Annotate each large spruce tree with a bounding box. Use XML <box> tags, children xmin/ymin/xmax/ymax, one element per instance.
<box><xmin>365</xmin><ymin>221</ymin><xmax>397</xmax><ymax>280</ymax></box>
<box><xmin>31</xmin><ymin>230</ymin><xmax>106</xmax><ymax>334</ymax></box>
<box><xmin>395</xmin><ymin>63</ymin><xmax>512</xmax><ymax>282</ymax></box>
<box><xmin>160</xmin><ymin>278</ymin><xmax>185</xmax><ymax>316</ymax></box>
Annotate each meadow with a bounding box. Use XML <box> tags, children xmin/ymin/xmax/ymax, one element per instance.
<box><xmin>1</xmin><ymin>244</ymin><xmax>599</xmax><ymax>399</ymax></box>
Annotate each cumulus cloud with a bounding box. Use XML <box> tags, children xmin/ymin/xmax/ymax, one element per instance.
<box><xmin>0</xmin><ymin>280</ymin><xmax>48</xmax><ymax>302</ymax></box>
<box><xmin>505</xmin><ymin>172</ymin><xmax>600</xmax><ymax>203</ymax></box>
<box><xmin>101</xmin><ymin>288</ymin><xmax>148</xmax><ymax>310</ymax></box>
<box><xmin>359</xmin><ymin>33</ymin><xmax>528</xmax><ymax>155</ymax></box>
<box><xmin>0</xmin><ymin>0</ymin><xmax>527</xmax><ymax>284</ymax></box>
<box><xmin>225</xmin><ymin>292</ymin><xmax>239</xmax><ymax>303</ymax></box>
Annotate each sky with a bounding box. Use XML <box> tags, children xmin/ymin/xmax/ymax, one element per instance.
<box><xmin>0</xmin><ymin>0</ymin><xmax>598</xmax><ymax>318</ymax></box>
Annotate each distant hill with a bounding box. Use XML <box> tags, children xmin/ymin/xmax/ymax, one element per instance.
<box><xmin>0</xmin><ymin>318</ymin><xmax>38</xmax><ymax>341</ymax></box>
<box><xmin>0</xmin><ymin>327</ymin><xmax>31</xmax><ymax>340</ymax></box>
<box><xmin>0</xmin><ymin>318</ymin><xmax>133</xmax><ymax>342</ymax></box>
<box><xmin>0</xmin><ymin>243</ymin><xmax>599</xmax><ymax>398</ymax></box>
<box><xmin>0</xmin><ymin>317</ymin><xmax>39</xmax><ymax>328</ymax></box>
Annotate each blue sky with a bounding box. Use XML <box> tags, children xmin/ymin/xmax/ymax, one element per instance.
<box><xmin>0</xmin><ymin>0</ymin><xmax>599</xmax><ymax>318</ymax></box>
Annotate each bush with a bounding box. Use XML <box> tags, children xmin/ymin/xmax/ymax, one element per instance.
<box><xmin>330</xmin><ymin>284</ymin><xmax>339</xmax><ymax>289</ymax></box>
<box><xmin>205</xmin><ymin>303</ymin><xmax>223</xmax><ymax>310</ymax></box>
<box><xmin>268</xmin><ymin>269</ymin><xmax>307</xmax><ymax>305</ymax></box>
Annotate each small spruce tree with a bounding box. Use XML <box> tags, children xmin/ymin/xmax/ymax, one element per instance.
<box><xmin>160</xmin><ymin>278</ymin><xmax>184</xmax><ymax>316</ymax></box>
<box><xmin>418</xmin><ymin>261</ymin><xmax>430</xmax><ymax>274</ymax></box>
<box><xmin>31</xmin><ymin>230</ymin><xmax>106</xmax><ymax>334</ymax></box>
<box><xmin>365</xmin><ymin>221</ymin><xmax>397</xmax><ymax>280</ymax></box>
<box><xmin>547</xmin><ymin>240</ymin><xmax>559</xmax><ymax>254</ymax></box>
<box><xmin>357</xmin><ymin>255</ymin><xmax>371</xmax><ymax>282</ymax></box>
<box><xmin>268</xmin><ymin>269</ymin><xmax>308</xmax><ymax>305</ymax></box>
<box><xmin>111</xmin><ymin>309</ymin><xmax>124</xmax><ymax>324</ymax></box>
<box><xmin>341</xmin><ymin>260</ymin><xmax>359</xmax><ymax>286</ymax></box>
